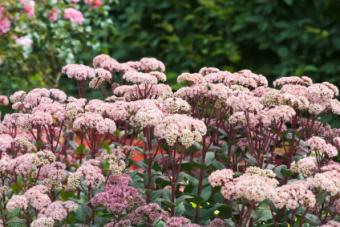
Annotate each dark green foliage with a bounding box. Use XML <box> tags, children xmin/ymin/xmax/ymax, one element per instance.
<box><xmin>112</xmin><ymin>0</ymin><xmax>340</xmax><ymax>86</ymax></box>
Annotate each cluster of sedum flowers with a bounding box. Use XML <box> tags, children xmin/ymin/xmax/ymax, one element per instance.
<box><xmin>0</xmin><ymin>54</ymin><xmax>339</xmax><ymax>226</ymax></box>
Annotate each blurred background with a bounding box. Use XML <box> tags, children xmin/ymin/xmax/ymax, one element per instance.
<box><xmin>1</xmin><ymin>0</ymin><xmax>340</xmax><ymax>95</ymax></box>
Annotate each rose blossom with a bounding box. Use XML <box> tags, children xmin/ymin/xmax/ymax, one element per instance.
<box><xmin>64</xmin><ymin>8</ymin><xmax>84</xmax><ymax>24</ymax></box>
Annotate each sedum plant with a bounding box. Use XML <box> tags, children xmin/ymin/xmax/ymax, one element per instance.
<box><xmin>0</xmin><ymin>54</ymin><xmax>338</xmax><ymax>226</ymax></box>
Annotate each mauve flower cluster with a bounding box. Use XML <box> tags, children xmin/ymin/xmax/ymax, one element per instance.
<box><xmin>210</xmin><ymin>167</ymin><xmax>279</xmax><ymax>202</ymax></box>
<box><xmin>0</xmin><ymin>55</ymin><xmax>339</xmax><ymax>226</ymax></box>
<box><xmin>91</xmin><ymin>174</ymin><xmax>145</xmax><ymax>214</ymax></box>
<box><xmin>270</xmin><ymin>181</ymin><xmax>316</xmax><ymax>210</ymax></box>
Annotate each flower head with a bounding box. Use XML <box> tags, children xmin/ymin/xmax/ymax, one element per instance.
<box><xmin>64</xmin><ymin>8</ymin><xmax>84</xmax><ymax>24</ymax></box>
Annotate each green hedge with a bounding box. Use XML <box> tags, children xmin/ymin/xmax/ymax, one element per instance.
<box><xmin>111</xmin><ymin>0</ymin><xmax>340</xmax><ymax>87</ymax></box>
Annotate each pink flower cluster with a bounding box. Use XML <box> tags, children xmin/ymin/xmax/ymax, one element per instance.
<box><xmin>306</xmin><ymin>136</ymin><xmax>338</xmax><ymax>158</ymax></box>
<box><xmin>209</xmin><ymin>167</ymin><xmax>279</xmax><ymax>202</ymax></box>
<box><xmin>64</xmin><ymin>8</ymin><xmax>84</xmax><ymax>24</ymax></box>
<box><xmin>0</xmin><ymin>5</ymin><xmax>10</xmax><ymax>36</ymax></box>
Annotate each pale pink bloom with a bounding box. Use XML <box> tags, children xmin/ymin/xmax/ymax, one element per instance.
<box><xmin>22</xmin><ymin>88</ymin><xmax>50</xmax><ymax>109</ymax></box>
<box><xmin>133</xmin><ymin>106</ymin><xmax>164</xmax><ymax>128</ymax></box>
<box><xmin>123</xmin><ymin>71</ymin><xmax>158</xmax><ymax>84</ymax></box>
<box><xmin>321</xmin><ymin>161</ymin><xmax>340</xmax><ymax>172</ymax></box>
<box><xmin>31</xmin><ymin>217</ymin><xmax>54</xmax><ymax>227</ymax></box>
<box><xmin>10</xmin><ymin>153</ymin><xmax>40</xmax><ymax>176</ymax></box>
<box><xmin>308</xmin><ymin>103</ymin><xmax>326</xmax><ymax>115</ymax></box>
<box><xmin>281</xmin><ymin>84</ymin><xmax>308</xmax><ymax>97</ymax></box>
<box><xmin>85</xmin><ymin>0</ymin><xmax>102</xmax><ymax>8</ymax></box>
<box><xmin>139</xmin><ymin>57</ymin><xmax>165</xmax><ymax>72</ymax></box>
<box><xmin>93</xmin><ymin>54</ymin><xmax>121</xmax><ymax>72</ymax></box>
<box><xmin>174</xmin><ymin>83</ymin><xmax>232</xmax><ymax>110</ymax></box>
<box><xmin>0</xmin><ymin>155</ymin><xmax>12</xmax><ymax>174</ymax></box>
<box><xmin>64</xmin><ymin>8</ymin><xmax>84</xmax><ymax>24</ymax></box>
<box><xmin>49</xmin><ymin>7</ymin><xmax>59</xmax><ymax>22</ymax></box>
<box><xmin>308</xmin><ymin>170</ymin><xmax>340</xmax><ymax>196</ymax></box>
<box><xmin>120</xmin><ymin>61</ymin><xmax>142</xmax><ymax>72</ymax></box>
<box><xmin>330</xmin><ymin>99</ymin><xmax>340</xmax><ymax>115</ymax></box>
<box><xmin>235</xmin><ymin>69</ymin><xmax>268</xmax><ymax>87</ymax></box>
<box><xmin>261</xmin><ymin>91</ymin><xmax>309</xmax><ymax>110</ymax></box>
<box><xmin>128</xmin><ymin>203</ymin><xmax>169</xmax><ymax>225</ymax></box>
<box><xmin>322</xmin><ymin>82</ymin><xmax>339</xmax><ymax>97</ymax></box>
<box><xmin>208</xmin><ymin>169</ymin><xmax>234</xmax><ymax>187</ymax></box>
<box><xmin>72</xmin><ymin>161</ymin><xmax>105</xmax><ymax>188</ymax></box>
<box><xmin>177</xmin><ymin>72</ymin><xmax>204</xmax><ymax>85</ymax></box>
<box><xmin>85</xmin><ymin>99</ymin><xmax>107</xmax><ymax>114</ymax></box>
<box><xmin>6</xmin><ymin>195</ymin><xmax>28</xmax><ymax>211</ymax></box>
<box><xmin>149</xmin><ymin>71</ymin><xmax>167</xmax><ymax>82</ymax></box>
<box><xmin>226</xmin><ymin>93</ymin><xmax>263</xmax><ymax>112</ymax></box>
<box><xmin>9</xmin><ymin>90</ymin><xmax>26</xmax><ymax>103</ymax></box>
<box><xmin>320</xmin><ymin>220</ymin><xmax>340</xmax><ymax>227</ymax></box>
<box><xmin>29</xmin><ymin>111</ymin><xmax>53</xmax><ymax>127</ymax></box>
<box><xmin>95</xmin><ymin>68</ymin><xmax>112</xmax><ymax>81</ymax></box>
<box><xmin>0</xmin><ymin>134</ymin><xmax>13</xmax><ymax>152</ymax></box>
<box><xmin>228</xmin><ymin>111</ymin><xmax>258</xmax><ymax>127</ymax></box>
<box><xmin>114</xmin><ymin>84</ymin><xmax>172</xmax><ymax>101</ymax></box>
<box><xmin>244</xmin><ymin>166</ymin><xmax>276</xmax><ymax>178</ymax></box>
<box><xmin>40</xmin><ymin>201</ymin><xmax>68</xmax><ymax>221</ymax></box>
<box><xmin>49</xmin><ymin>89</ymin><xmax>67</xmax><ymax>102</ymax></box>
<box><xmin>307</xmin><ymin>83</ymin><xmax>337</xmax><ymax>104</ymax></box>
<box><xmin>291</xmin><ymin>157</ymin><xmax>317</xmax><ymax>176</ymax></box>
<box><xmin>73</xmin><ymin>112</ymin><xmax>116</xmax><ymax>134</ymax></box>
<box><xmin>260</xmin><ymin>105</ymin><xmax>296</xmax><ymax>126</ymax></box>
<box><xmin>63</xmin><ymin>201</ymin><xmax>78</xmax><ymax>212</ymax></box>
<box><xmin>162</xmin><ymin>97</ymin><xmax>191</xmax><ymax>114</ymax></box>
<box><xmin>252</xmin><ymin>86</ymin><xmax>277</xmax><ymax>97</ymax></box>
<box><xmin>62</xmin><ymin>64</ymin><xmax>95</xmax><ymax>80</ymax></box>
<box><xmin>270</xmin><ymin>181</ymin><xmax>316</xmax><ymax>210</ymax></box>
<box><xmin>204</xmin><ymin>71</ymin><xmax>231</xmax><ymax>84</ymax></box>
<box><xmin>104</xmin><ymin>101</ymin><xmax>130</xmax><ymax>121</ymax></box>
<box><xmin>273</xmin><ymin>76</ymin><xmax>313</xmax><ymax>87</ymax></box>
<box><xmin>65</xmin><ymin>97</ymin><xmax>86</xmax><ymax>120</ymax></box>
<box><xmin>19</xmin><ymin>0</ymin><xmax>35</xmax><ymax>17</ymax></box>
<box><xmin>198</xmin><ymin>67</ymin><xmax>220</xmax><ymax>76</ymax></box>
<box><xmin>16</xmin><ymin>36</ymin><xmax>33</xmax><ymax>48</ymax></box>
<box><xmin>12</xmin><ymin>136</ymin><xmax>36</xmax><ymax>153</ymax></box>
<box><xmin>26</xmin><ymin>191</ymin><xmax>51</xmax><ymax>211</ymax></box>
<box><xmin>166</xmin><ymin>217</ymin><xmax>191</xmax><ymax>227</ymax></box>
<box><xmin>89</xmin><ymin>68</ymin><xmax>112</xmax><ymax>88</ymax></box>
<box><xmin>306</xmin><ymin>136</ymin><xmax>338</xmax><ymax>158</ymax></box>
<box><xmin>229</xmin><ymin>174</ymin><xmax>278</xmax><ymax>202</ymax></box>
<box><xmin>33</xmin><ymin>102</ymin><xmax>66</xmax><ymax>123</ymax></box>
<box><xmin>38</xmin><ymin>162</ymin><xmax>66</xmax><ymax>182</ymax></box>
<box><xmin>154</xmin><ymin>114</ymin><xmax>207</xmax><ymax>147</ymax></box>
<box><xmin>0</xmin><ymin>17</ymin><xmax>10</xmax><ymax>36</ymax></box>
<box><xmin>0</xmin><ymin>95</ymin><xmax>8</xmax><ymax>106</ymax></box>
<box><xmin>334</xmin><ymin>137</ymin><xmax>340</xmax><ymax>149</ymax></box>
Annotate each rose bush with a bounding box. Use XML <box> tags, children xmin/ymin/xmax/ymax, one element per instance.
<box><xmin>0</xmin><ymin>54</ymin><xmax>339</xmax><ymax>226</ymax></box>
<box><xmin>0</xmin><ymin>0</ymin><xmax>116</xmax><ymax>93</ymax></box>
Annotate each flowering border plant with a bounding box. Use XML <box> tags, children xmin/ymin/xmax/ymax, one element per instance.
<box><xmin>0</xmin><ymin>54</ymin><xmax>339</xmax><ymax>226</ymax></box>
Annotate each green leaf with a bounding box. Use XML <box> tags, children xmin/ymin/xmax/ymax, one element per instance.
<box><xmin>75</xmin><ymin>204</ymin><xmax>92</xmax><ymax>222</ymax></box>
<box><xmin>205</xmin><ymin>152</ymin><xmax>215</xmax><ymax>165</ymax></box>
<box><xmin>75</xmin><ymin>144</ymin><xmax>88</xmax><ymax>156</ymax></box>
<box><xmin>283</xmin><ymin>0</ymin><xmax>294</xmax><ymax>6</ymax></box>
<box><xmin>305</xmin><ymin>214</ymin><xmax>321</xmax><ymax>225</ymax></box>
<box><xmin>202</xmin><ymin>185</ymin><xmax>212</xmax><ymax>202</ymax></box>
<box><xmin>316</xmin><ymin>191</ymin><xmax>328</xmax><ymax>204</ymax></box>
<box><xmin>175</xmin><ymin>202</ymin><xmax>186</xmax><ymax>216</ymax></box>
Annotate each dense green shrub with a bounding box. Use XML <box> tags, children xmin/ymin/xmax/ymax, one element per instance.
<box><xmin>112</xmin><ymin>0</ymin><xmax>340</xmax><ymax>87</ymax></box>
<box><xmin>0</xmin><ymin>0</ymin><xmax>117</xmax><ymax>94</ymax></box>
